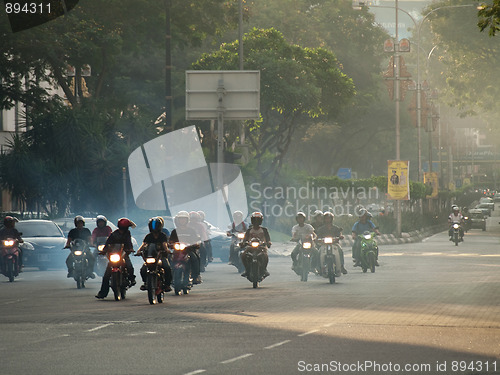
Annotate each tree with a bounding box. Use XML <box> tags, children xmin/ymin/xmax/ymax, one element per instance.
<box><xmin>478</xmin><ymin>0</ymin><xmax>500</xmax><ymax>36</ymax></box>
<box><xmin>192</xmin><ymin>28</ymin><xmax>355</xmax><ymax>182</ymax></box>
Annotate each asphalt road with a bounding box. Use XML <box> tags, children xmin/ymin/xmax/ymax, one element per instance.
<box><xmin>1</xmin><ymin>213</ymin><xmax>500</xmax><ymax>375</ymax></box>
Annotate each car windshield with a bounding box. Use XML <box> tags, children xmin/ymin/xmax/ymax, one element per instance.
<box><xmin>479</xmin><ymin>198</ymin><xmax>492</xmax><ymax>203</ymax></box>
<box><xmin>471</xmin><ymin>213</ymin><xmax>484</xmax><ymax>219</ymax></box>
<box><xmin>17</xmin><ymin>221</ymin><xmax>64</xmax><ymax>238</ymax></box>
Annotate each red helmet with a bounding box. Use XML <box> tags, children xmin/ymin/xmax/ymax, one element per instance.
<box><xmin>117</xmin><ymin>218</ymin><xmax>136</xmax><ymax>229</ymax></box>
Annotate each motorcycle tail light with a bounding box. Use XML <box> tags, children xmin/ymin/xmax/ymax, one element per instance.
<box><xmin>237</xmin><ymin>233</ymin><xmax>245</xmax><ymax>239</ymax></box>
<box><xmin>303</xmin><ymin>242</ymin><xmax>312</xmax><ymax>249</ymax></box>
<box><xmin>3</xmin><ymin>240</ymin><xmax>14</xmax><ymax>246</ymax></box>
<box><xmin>146</xmin><ymin>257</ymin><xmax>156</xmax><ymax>264</ymax></box>
<box><xmin>251</xmin><ymin>241</ymin><xmax>260</xmax><ymax>248</ymax></box>
<box><xmin>324</xmin><ymin>237</ymin><xmax>333</xmax><ymax>244</ymax></box>
<box><xmin>98</xmin><ymin>245</ymin><xmax>105</xmax><ymax>251</ymax></box>
<box><xmin>110</xmin><ymin>253</ymin><xmax>121</xmax><ymax>262</ymax></box>
<box><xmin>174</xmin><ymin>243</ymin><xmax>186</xmax><ymax>251</ymax></box>
<box><xmin>73</xmin><ymin>250</ymin><xmax>83</xmax><ymax>256</ymax></box>
<box><xmin>453</xmin><ymin>224</ymin><xmax>459</xmax><ymax>229</ymax></box>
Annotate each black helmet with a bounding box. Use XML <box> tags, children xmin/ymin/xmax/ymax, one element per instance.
<box><xmin>3</xmin><ymin>216</ymin><xmax>18</xmax><ymax>228</ymax></box>
<box><xmin>74</xmin><ymin>215</ymin><xmax>85</xmax><ymax>226</ymax></box>
<box><xmin>250</xmin><ymin>211</ymin><xmax>263</xmax><ymax>226</ymax></box>
<box><xmin>148</xmin><ymin>217</ymin><xmax>163</xmax><ymax>232</ymax></box>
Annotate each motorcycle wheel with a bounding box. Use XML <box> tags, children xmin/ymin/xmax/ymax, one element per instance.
<box><xmin>183</xmin><ymin>287</ymin><xmax>189</xmax><ymax>295</ymax></box>
<box><xmin>251</xmin><ymin>263</ymin><xmax>259</xmax><ymax>288</ymax></box>
<box><xmin>327</xmin><ymin>261</ymin><xmax>335</xmax><ymax>284</ymax></box>
<box><xmin>6</xmin><ymin>258</ymin><xmax>14</xmax><ymax>282</ymax></box>
<box><xmin>173</xmin><ymin>268</ymin><xmax>183</xmax><ymax>296</ymax></box>
<box><xmin>76</xmin><ymin>276</ymin><xmax>82</xmax><ymax>289</ymax></box>
<box><xmin>368</xmin><ymin>252</ymin><xmax>376</xmax><ymax>273</ymax></box>
<box><xmin>147</xmin><ymin>274</ymin><xmax>157</xmax><ymax>305</ymax></box>
<box><xmin>111</xmin><ymin>272</ymin><xmax>121</xmax><ymax>301</ymax></box>
<box><xmin>301</xmin><ymin>257</ymin><xmax>310</xmax><ymax>282</ymax></box>
<box><xmin>253</xmin><ymin>281</ymin><xmax>258</xmax><ymax>288</ymax></box>
<box><xmin>454</xmin><ymin>237</ymin><xmax>459</xmax><ymax>246</ymax></box>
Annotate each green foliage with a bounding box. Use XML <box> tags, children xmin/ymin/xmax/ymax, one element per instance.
<box><xmin>478</xmin><ymin>0</ymin><xmax>500</xmax><ymax>36</ymax></box>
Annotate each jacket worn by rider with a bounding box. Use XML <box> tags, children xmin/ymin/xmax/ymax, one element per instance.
<box><xmin>448</xmin><ymin>213</ymin><xmax>463</xmax><ymax>224</ymax></box>
<box><xmin>0</xmin><ymin>227</ymin><xmax>23</xmax><ymax>241</ymax></box>
<box><xmin>104</xmin><ymin>229</ymin><xmax>133</xmax><ymax>253</ymax></box>
<box><xmin>291</xmin><ymin>223</ymin><xmax>315</xmax><ymax>241</ymax></box>
<box><xmin>316</xmin><ymin>224</ymin><xmax>342</xmax><ymax>238</ymax></box>
<box><xmin>143</xmin><ymin>232</ymin><xmax>169</xmax><ymax>247</ymax></box>
<box><xmin>169</xmin><ymin>227</ymin><xmax>200</xmax><ymax>248</ymax></box>
<box><xmin>243</xmin><ymin>225</ymin><xmax>271</xmax><ymax>246</ymax></box>
<box><xmin>91</xmin><ymin>226</ymin><xmax>113</xmax><ymax>244</ymax></box>
<box><xmin>352</xmin><ymin>220</ymin><xmax>376</xmax><ymax>235</ymax></box>
<box><xmin>68</xmin><ymin>228</ymin><xmax>92</xmax><ymax>243</ymax></box>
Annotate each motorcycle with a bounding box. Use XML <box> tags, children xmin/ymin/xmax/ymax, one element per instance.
<box><xmin>463</xmin><ymin>215</ymin><xmax>471</xmax><ymax>232</ymax></box>
<box><xmin>170</xmin><ymin>242</ymin><xmax>192</xmax><ymax>295</ymax></box>
<box><xmin>292</xmin><ymin>238</ymin><xmax>315</xmax><ymax>282</ymax></box>
<box><xmin>359</xmin><ymin>231</ymin><xmax>378</xmax><ymax>273</ymax></box>
<box><xmin>318</xmin><ymin>236</ymin><xmax>343</xmax><ymax>284</ymax></box>
<box><xmin>240</xmin><ymin>238</ymin><xmax>268</xmax><ymax>288</ymax></box>
<box><xmin>451</xmin><ymin>223</ymin><xmax>462</xmax><ymax>246</ymax></box>
<box><xmin>93</xmin><ymin>236</ymin><xmax>108</xmax><ymax>277</ymax></box>
<box><xmin>104</xmin><ymin>244</ymin><xmax>130</xmax><ymax>301</ymax></box>
<box><xmin>229</xmin><ymin>232</ymin><xmax>246</xmax><ymax>273</ymax></box>
<box><xmin>1</xmin><ymin>238</ymin><xmax>21</xmax><ymax>282</ymax></box>
<box><xmin>70</xmin><ymin>238</ymin><xmax>90</xmax><ymax>289</ymax></box>
<box><xmin>137</xmin><ymin>243</ymin><xmax>167</xmax><ymax>305</ymax></box>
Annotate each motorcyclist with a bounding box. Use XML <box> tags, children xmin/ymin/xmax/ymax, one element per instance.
<box><xmin>227</xmin><ymin>210</ymin><xmax>248</xmax><ymax>266</ymax></box>
<box><xmin>310</xmin><ymin>210</ymin><xmax>324</xmax><ymax>231</ymax></box>
<box><xmin>65</xmin><ymin>215</ymin><xmax>95</xmax><ymax>279</ymax></box>
<box><xmin>168</xmin><ymin>211</ymin><xmax>202</xmax><ymax>285</ymax></box>
<box><xmin>188</xmin><ymin>211</ymin><xmax>209</xmax><ymax>271</ymax></box>
<box><xmin>95</xmin><ymin>218</ymin><xmax>137</xmax><ymax>299</ymax></box>
<box><xmin>0</xmin><ymin>216</ymin><xmax>24</xmax><ymax>271</ymax></box>
<box><xmin>448</xmin><ymin>205</ymin><xmax>465</xmax><ymax>241</ymax></box>
<box><xmin>136</xmin><ymin>217</ymin><xmax>172</xmax><ymax>292</ymax></box>
<box><xmin>90</xmin><ymin>215</ymin><xmax>113</xmax><ymax>247</ymax></box>
<box><xmin>316</xmin><ymin>212</ymin><xmax>348</xmax><ymax>274</ymax></box>
<box><xmin>351</xmin><ymin>208</ymin><xmax>380</xmax><ymax>267</ymax></box>
<box><xmin>198</xmin><ymin>211</ymin><xmax>213</xmax><ymax>263</ymax></box>
<box><xmin>241</xmin><ymin>212</ymin><xmax>271</xmax><ymax>278</ymax></box>
<box><xmin>290</xmin><ymin>212</ymin><xmax>318</xmax><ymax>272</ymax></box>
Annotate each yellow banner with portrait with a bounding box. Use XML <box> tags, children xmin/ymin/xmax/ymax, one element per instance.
<box><xmin>424</xmin><ymin>172</ymin><xmax>439</xmax><ymax>199</ymax></box>
<box><xmin>387</xmin><ymin>160</ymin><xmax>410</xmax><ymax>200</ymax></box>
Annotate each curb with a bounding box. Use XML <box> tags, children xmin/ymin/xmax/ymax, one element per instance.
<box><xmin>268</xmin><ymin>226</ymin><xmax>445</xmax><ymax>257</ymax></box>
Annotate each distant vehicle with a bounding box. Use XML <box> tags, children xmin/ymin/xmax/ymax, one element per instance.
<box><xmin>467</xmin><ymin>209</ymin><xmax>486</xmax><ymax>231</ymax></box>
<box><xmin>475</xmin><ymin>203</ymin><xmax>492</xmax><ymax>217</ymax></box>
<box><xmin>479</xmin><ymin>197</ymin><xmax>494</xmax><ymax>211</ymax></box>
<box><xmin>17</xmin><ymin>220</ymin><xmax>67</xmax><ymax>270</ymax></box>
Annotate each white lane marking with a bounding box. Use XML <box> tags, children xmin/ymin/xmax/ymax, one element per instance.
<box><xmin>264</xmin><ymin>340</ymin><xmax>291</xmax><ymax>349</ymax></box>
<box><xmin>323</xmin><ymin>323</ymin><xmax>333</xmax><ymax>327</ymax></box>
<box><xmin>87</xmin><ymin>323</ymin><xmax>114</xmax><ymax>332</ymax></box>
<box><xmin>184</xmin><ymin>370</ymin><xmax>206</xmax><ymax>375</ymax></box>
<box><xmin>220</xmin><ymin>353</ymin><xmax>254</xmax><ymax>364</ymax></box>
<box><xmin>298</xmin><ymin>329</ymin><xmax>319</xmax><ymax>337</ymax></box>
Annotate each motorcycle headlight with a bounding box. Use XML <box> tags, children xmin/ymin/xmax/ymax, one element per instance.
<box><xmin>237</xmin><ymin>233</ymin><xmax>245</xmax><ymax>239</ymax></box>
<box><xmin>146</xmin><ymin>257</ymin><xmax>156</xmax><ymax>264</ymax></box>
<box><xmin>302</xmin><ymin>242</ymin><xmax>312</xmax><ymax>249</ymax></box>
<box><xmin>3</xmin><ymin>240</ymin><xmax>14</xmax><ymax>247</ymax></box>
<box><xmin>110</xmin><ymin>253</ymin><xmax>121</xmax><ymax>262</ymax></box>
<box><xmin>251</xmin><ymin>241</ymin><xmax>260</xmax><ymax>248</ymax></box>
<box><xmin>453</xmin><ymin>224</ymin><xmax>459</xmax><ymax>229</ymax></box>
<box><xmin>464</xmin><ymin>216</ymin><xmax>468</xmax><ymax>220</ymax></box>
<box><xmin>324</xmin><ymin>237</ymin><xmax>333</xmax><ymax>244</ymax></box>
<box><xmin>73</xmin><ymin>250</ymin><xmax>83</xmax><ymax>256</ymax></box>
<box><xmin>364</xmin><ymin>234</ymin><xmax>372</xmax><ymax>240</ymax></box>
<box><xmin>174</xmin><ymin>243</ymin><xmax>186</xmax><ymax>251</ymax></box>
<box><xmin>98</xmin><ymin>245</ymin><xmax>105</xmax><ymax>251</ymax></box>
